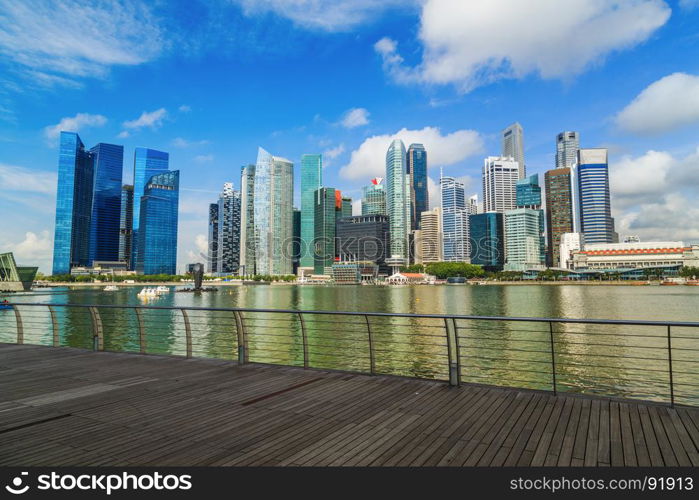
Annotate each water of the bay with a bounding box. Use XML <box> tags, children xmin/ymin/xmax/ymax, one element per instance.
<box><xmin>2</xmin><ymin>284</ymin><xmax>698</xmax><ymax>405</ymax></box>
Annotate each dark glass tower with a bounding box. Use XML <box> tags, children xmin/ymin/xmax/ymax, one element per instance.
<box><xmin>52</xmin><ymin>132</ymin><xmax>95</xmax><ymax>275</ymax></box>
<box><xmin>88</xmin><ymin>143</ymin><xmax>123</xmax><ymax>264</ymax></box>
<box><xmin>336</xmin><ymin>215</ymin><xmax>390</xmax><ymax>275</ymax></box>
<box><xmin>469</xmin><ymin>212</ymin><xmax>505</xmax><ymax>271</ymax></box>
<box><xmin>314</xmin><ymin>187</ymin><xmax>336</xmax><ymax>275</ymax></box>
<box><xmin>119</xmin><ymin>185</ymin><xmax>134</xmax><ymax>265</ymax></box>
<box><xmin>132</xmin><ymin>147</ymin><xmax>169</xmax><ymax>268</ymax></box>
<box><xmin>545</xmin><ymin>167</ymin><xmax>574</xmax><ymax>267</ymax></box>
<box><xmin>407</xmin><ymin>143</ymin><xmax>427</xmax><ymax>229</ymax></box>
<box><xmin>135</xmin><ymin>170</ymin><xmax>179</xmax><ymax>275</ymax></box>
<box><xmin>208</xmin><ymin>203</ymin><xmax>219</xmax><ymax>274</ymax></box>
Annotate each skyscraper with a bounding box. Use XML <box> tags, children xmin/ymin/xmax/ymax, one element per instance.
<box><xmin>87</xmin><ymin>143</ymin><xmax>123</xmax><ymax>264</ymax></box>
<box><xmin>407</xmin><ymin>143</ymin><xmax>428</xmax><ymax>229</ymax></box>
<box><xmin>516</xmin><ymin>174</ymin><xmax>542</xmax><ymax>209</ymax></box>
<box><xmin>207</xmin><ymin>202</ymin><xmax>219</xmax><ymax>274</ymax></box>
<box><xmin>576</xmin><ymin>148</ymin><xmax>614</xmax><ymax>244</ymax></box>
<box><xmin>336</xmin><ymin>215</ymin><xmax>390</xmax><ymax>275</ymax></box>
<box><xmin>217</xmin><ymin>182</ymin><xmax>241</xmax><ymax>274</ymax></box>
<box><xmin>441</xmin><ymin>174</ymin><xmax>469</xmax><ymax>262</ymax></box>
<box><xmin>253</xmin><ymin>147</ymin><xmax>294</xmax><ymax>275</ymax></box>
<box><xmin>131</xmin><ymin>148</ymin><xmax>169</xmax><ymax>268</ymax></box>
<box><xmin>52</xmin><ymin>132</ymin><xmax>95</xmax><ymax>275</ymax></box>
<box><xmin>135</xmin><ymin>170</ymin><xmax>179</xmax><ymax>275</ymax></box>
<box><xmin>341</xmin><ymin>196</ymin><xmax>352</xmax><ymax>218</ymax></box>
<box><xmin>385</xmin><ymin>139</ymin><xmax>411</xmax><ymax>262</ymax></box>
<box><xmin>502</xmin><ymin>122</ymin><xmax>525</xmax><ymax>179</ymax></box>
<box><xmin>482</xmin><ymin>156</ymin><xmax>519</xmax><ymax>213</ymax></box>
<box><xmin>504</xmin><ymin>208</ymin><xmax>546</xmax><ymax>271</ymax></box>
<box><xmin>417</xmin><ymin>207</ymin><xmax>443</xmax><ymax>264</ymax></box>
<box><xmin>469</xmin><ymin>212</ymin><xmax>505</xmax><ymax>271</ymax></box>
<box><xmin>544</xmin><ymin>167</ymin><xmax>574</xmax><ymax>267</ymax></box>
<box><xmin>556</xmin><ymin>131</ymin><xmax>580</xmax><ymax>169</ymax></box>
<box><xmin>118</xmin><ymin>185</ymin><xmax>134</xmax><ymax>265</ymax></box>
<box><xmin>514</xmin><ymin>174</ymin><xmax>545</xmax><ymax>266</ymax></box>
<box><xmin>239</xmin><ymin>164</ymin><xmax>255</xmax><ymax>275</ymax></box>
<box><xmin>300</xmin><ymin>154</ymin><xmax>321</xmax><ymax>269</ymax></box>
<box><xmin>292</xmin><ymin>208</ymin><xmax>301</xmax><ymax>274</ymax></box>
<box><xmin>361</xmin><ymin>178</ymin><xmax>387</xmax><ymax>215</ymax></box>
<box><xmin>314</xmin><ymin>187</ymin><xmax>336</xmax><ymax>275</ymax></box>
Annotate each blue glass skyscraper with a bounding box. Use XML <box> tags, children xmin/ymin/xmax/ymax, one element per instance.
<box><xmin>407</xmin><ymin>143</ymin><xmax>428</xmax><ymax>230</ymax></box>
<box><xmin>52</xmin><ymin>132</ymin><xmax>95</xmax><ymax>275</ymax></box>
<box><xmin>386</xmin><ymin>139</ymin><xmax>410</xmax><ymax>262</ymax></box>
<box><xmin>441</xmin><ymin>175</ymin><xmax>469</xmax><ymax>261</ymax></box>
<box><xmin>576</xmin><ymin>148</ymin><xmax>614</xmax><ymax>244</ymax></box>
<box><xmin>88</xmin><ymin>143</ymin><xmax>123</xmax><ymax>264</ymax></box>
<box><xmin>132</xmin><ymin>147</ymin><xmax>169</xmax><ymax>268</ymax></box>
<box><xmin>135</xmin><ymin>171</ymin><xmax>179</xmax><ymax>275</ymax></box>
<box><xmin>515</xmin><ymin>174</ymin><xmax>542</xmax><ymax>208</ymax></box>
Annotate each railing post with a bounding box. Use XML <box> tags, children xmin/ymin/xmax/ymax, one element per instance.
<box><xmin>135</xmin><ymin>308</ymin><xmax>146</xmax><ymax>354</ymax></box>
<box><xmin>234</xmin><ymin>310</ymin><xmax>246</xmax><ymax>364</ymax></box>
<box><xmin>365</xmin><ymin>314</ymin><xmax>375</xmax><ymax>375</ymax></box>
<box><xmin>549</xmin><ymin>321</ymin><xmax>557</xmax><ymax>396</ymax></box>
<box><xmin>667</xmin><ymin>324</ymin><xmax>674</xmax><ymax>408</ymax></box>
<box><xmin>13</xmin><ymin>306</ymin><xmax>23</xmax><ymax>345</ymax></box>
<box><xmin>444</xmin><ymin>317</ymin><xmax>459</xmax><ymax>387</ymax></box>
<box><xmin>48</xmin><ymin>306</ymin><xmax>59</xmax><ymax>347</ymax></box>
<box><xmin>181</xmin><ymin>309</ymin><xmax>192</xmax><ymax>359</ymax></box>
<box><xmin>298</xmin><ymin>312</ymin><xmax>309</xmax><ymax>369</ymax></box>
<box><xmin>89</xmin><ymin>306</ymin><xmax>103</xmax><ymax>351</ymax></box>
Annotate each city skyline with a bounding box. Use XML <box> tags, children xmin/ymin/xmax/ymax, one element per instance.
<box><xmin>2</xmin><ymin>1</ymin><xmax>699</xmax><ymax>272</ymax></box>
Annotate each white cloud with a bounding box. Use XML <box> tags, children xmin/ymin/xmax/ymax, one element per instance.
<box><xmin>351</xmin><ymin>198</ymin><xmax>362</xmax><ymax>216</ymax></box>
<box><xmin>6</xmin><ymin>231</ymin><xmax>53</xmax><ymax>270</ymax></box>
<box><xmin>0</xmin><ymin>0</ymin><xmax>163</xmax><ymax>85</ymax></box>
<box><xmin>427</xmin><ymin>176</ymin><xmax>440</xmax><ymax>209</ymax></box>
<box><xmin>0</xmin><ymin>163</ymin><xmax>57</xmax><ymax>194</ymax></box>
<box><xmin>339</xmin><ymin>126</ymin><xmax>484</xmax><ymax>181</ymax></box>
<box><xmin>123</xmin><ymin>108</ymin><xmax>167</xmax><ymax>130</ymax></box>
<box><xmin>194</xmin><ymin>154</ymin><xmax>214</xmax><ymax>164</ymax></box>
<box><xmin>680</xmin><ymin>0</ymin><xmax>699</xmax><ymax>10</ymax></box>
<box><xmin>234</xmin><ymin>0</ymin><xmax>410</xmax><ymax>32</ymax></box>
<box><xmin>615</xmin><ymin>73</ymin><xmax>699</xmax><ymax>135</ymax></box>
<box><xmin>117</xmin><ymin>131</ymin><xmax>130</xmax><ymax>139</ymax></box>
<box><xmin>44</xmin><ymin>113</ymin><xmax>107</xmax><ymax>142</ymax></box>
<box><xmin>178</xmin><ymin>104</ymin><xmax>191</xmax><ymax>113</ymax></box>
<box><xmin>323</xmin><ymin>144</ymin><xmax>345</xmax><ymax>161</ymax></box>
<box><xmin>172</xmin><ymin>137</ymin><xmax>210</xmax><ymax>148</ymax></box>
<box><xmin>610</xmin><ymin>150</ymin><xmax>674</xmax><ymax>208</ymax></box>
<box><xmin>340</xmin><ymin>108</ymin><xmax>370</xmax><ymax>128</ymax></box>
<box><xmin>376</xmin><ymin>0</ymin><xmax>671</xmax><ymax>92</ymax></box>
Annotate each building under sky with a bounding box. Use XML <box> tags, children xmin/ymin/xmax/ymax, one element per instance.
<box><xmin>88</xmin><ymin>142</ymin><xmax>123</xmax><ymax>264</ymax></box>
<box><xmin>300</xmin><ymin>154</ymin><xmax>321</xmax><ymax>269</ymax></box>
<box><xmin>239</xmin><ymin>164</ymin><xmax>255</xmax><ymax>276</ymax></box>
<box><xmin>385</xmin><ymin>139</ymin><xmax>411</xmax><ymax>262</ymax></box>
<box><xmin>502</xmin><ymin>122</ymin><xmax>525</xmax><ymax>179</ymax></box>
<box><xmin>207</xmin><ymin>202</ymin><xmax>219</xmax><ymax>274</ymax></box>
<box><xmin>441</xmin><ymin>174</ymin><xmax>469</xmax><ymax>262</ymax></box>
<box><xmin>576</xmin><ymin>148</ymin><xmax>615</xmax><ymax>245</ymax></box>
<box><xmin>407</xmin><ymin>143</ymin><xmax>428</xmax><ymax>230</ymax></box>
<box><xmin>217</xmin><ymin>182</ymin><xmax>241</xmax><ymax>274</ymax></box>
<box><xmin>118</xmin><ymin>184</ymin><xmax>133</xmax><ymax>265</ymax></box>
<box><xmin>545</xmin><ymin>167</ymin><xmax>575</xmax><ymax>267</ymax></box>
<box><xmin>556</xmin><ymin>131</ymin><xmax>580</xmax><ymax>170</ymax></box>
<box><xmin>483</xmin><ymin>156</ymin><xmax>519</xmax><ymax>214</ymax></box>
<box><xmin>361</xmin><ymin>178</ymin><xmax>387</xmax><ymax>216</ymax></box>
<box><xmin>314</xmin><ymin>187</ymin><xmax>336</xmax><ymax>275</ymax></box>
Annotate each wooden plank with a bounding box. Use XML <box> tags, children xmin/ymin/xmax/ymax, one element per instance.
<box><xmin>597</xmin><ymin>401</ymin><xmax>610</xmax><ymax>466</ymax></box>
<box><xmin>619</xmin><ymin>403</ymin><xmax>637</xmax><ymax>466</ymax></box>
<box><xmin>628</xmin><ymin>403</ymin><xmax>651</xmax><ymax>466</ymax></box>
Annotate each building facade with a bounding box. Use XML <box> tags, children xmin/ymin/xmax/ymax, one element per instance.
<box><xmin>576</xmin><ymin>148</ymin><xmax>614</xmax><ymax>244</ymax></box>
<box><xmin>207</xmin><ymin>202</ymin><xmax>219</xmax><ymax>274</ymax></box>
<box><xmin>135</xmin><ymin>170</ymin><xmax>179</xmax><ymax>275</ymax></box>
<box><xmin>52</xmin><ymin>132</ymin><xmax>95</xmax><ymax>275</ymax></box>
<box><xmin>407</xmin><ymin>143</ymin><xmax>428</xmax><ymax>230</ymax></box>
<box><xmin>252</xmin><ymin>148</ymin><xmax>294</xmax><ymax>275</ymax></box>
<box><xmin>239</xmin><ymin>164</ymin><xmax>255</xmax><ymax>275</ymax></box>
<box><xmin>559</xmin><ymin>232</ymin><xmax>582</xmax><ymax>269</ymax></box>
<box><xmin>441</xmin><ymin>175</ymin><xmax>469</xmax><ymax>262</ymax></box>
<box><xmin>314</xmin><ymin>187</ymin><xmax>336</xmax><ymax>275</ymax></box>
<box><xmin>361</xmin><ymin>178</ymin><xmax>387</xmax><ymax>215</ymax></box>
<box><xmin>556</xmin><ymin>131</ymin><xmax>580</xmax><ymax>169</ymax></box>
<box><xmin>544</xmin><ymin>167</ymin><xmax>574</xmax><ymax>268</ymax></box>
<box><xmin>118</xmin><ymin>185</ymin><xmax>134</xmax><ymax>266</ymax></box>
<box><xmin>88</xmin><ymin>143</ymin><xmax>123</xmax><ymax>264</ymax></box>
<box><xmin>469</xmin><ymin>212</ymin><xmax>505</xmax><ymax>271</ymax></box>
<box><xmin>571</xmin><ymin>241</ymin><xmax>699</xmax><ymax>270</ymax></box>
<box><xmin>504</xmin><ymin>208</ymin><xmax>546</xmax><ymax>271</ymax></box>
<box><xmin>335</xmin><ymin>215</ymin><xmax>390</xmax><ymax>275</ymax></box>
<box><xmin>502</xmin><ymin>122</ymin><xmax>525</xmax><ymax>179</ymax></box>
<box><xmin>300</xmin><ymin>154</ymin><xmax>321</xmax><ymax>268</ymax></box>
<box><xmin>483</xmin><ymin>156</ymin><xmax>519</xmax><ymax>213</ymax></box>
<box><xmin>416</xmin><ymin>207</ymin><xmax>443</xmax><ymax>264</ymax></box>
<box><xmin>217</xmin><ymin>182</ymin><xmax>241</xmax><ymax>274</ymax></box>
<box><xmin>385</xmin><ymin>139</ymin><xmax>411</xmax><ymax>262</ymax></box>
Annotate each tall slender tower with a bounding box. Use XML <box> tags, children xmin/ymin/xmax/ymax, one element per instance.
<box><xmin>556</xmin><ymin>131</ymin><xmax>580</xmax><ymax>169</ymax></box>
<box><xmin>87</xmin><ymin>143</ymin><xmax>123</xmax><ymax>264</ymax></box>
<box><xmin>407</xmin><ymin>143</ymin><xmax>428</xmax><ymax>230</ymax></box>
<box><xmin>577</xmin><ymin>148</ymin><xmax>614</xmax><ymax>244</ymax></box>
<box><xmin>207</xmin><ymin>202</ymin><xmax>219</xmax><ymax>274</ymax></box>
<box><xmin>482</xmin><ymin>156</ymin><xmax>519</xmax><ymax>213</ymax></box>
<box><xmin>385</xmin><ymin>139</ymin><xmax>410</xmax><ymax>262</ymax></box>
<box><xmin>119</xmin><ymin>185</ymin><xmax>134</xmax><ymax>265</ymax></box>
<box><xmin>544</xmin><ymin>167</ymin><xmax>574</xmax><ymax>266</ymax></box>
<box><xmin>217</xmin><ymin>182</ymin><xmax>241</xmax><ymax>274</ymax></box>
<box><xmin>300</xmin><ymin>154</ymin><xmax>321</xmax><ymax>269</ymax></box>
<box><xmin>239</xmin><ymin>164</ymin><xmax>255</xmax><ymax>275</ymax></box>
<box><xmin>440</xmin><ymin>174</ymin><xmax>469</xmax><ymax>262</ymax></box>
<box><xmin>502</xmin><ymin>122</ymin><xmax>525</xmax><ymax>179</ymax></box>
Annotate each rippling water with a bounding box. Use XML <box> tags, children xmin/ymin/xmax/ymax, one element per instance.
<box><xmin>1</xmin><ymin>284</ymin><xmax>698</xmax><ymax>405</ymax></box>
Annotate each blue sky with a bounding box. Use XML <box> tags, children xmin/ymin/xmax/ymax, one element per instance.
<box><xmin>1</xmin><ymin>0</ymin><xmax>699</xmax><ymax>273</ymax></box>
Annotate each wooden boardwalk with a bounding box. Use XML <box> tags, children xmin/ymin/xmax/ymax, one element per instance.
<box><xmin>1</xmin><ymin>343</ymin><xmax>698</xmax><ymax>467</ymax></box>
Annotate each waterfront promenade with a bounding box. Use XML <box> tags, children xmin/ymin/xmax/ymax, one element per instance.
<box><xmin>1</xmin><ymin>343</ymin><xmax>698</xmax><ymax>466</ymax></box>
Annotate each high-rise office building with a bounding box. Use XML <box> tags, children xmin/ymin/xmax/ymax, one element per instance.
<box><xmin>504</xmin><ymin>208</ymin><xmax>546</xmax><ymax>271</ymax></box>
<box><xmin>314</xmin><ymin>187</ymin><xmax>336</xmax><ymax>274</ymax></box>
<box><xmin>483</xmin><ymin>156</ymin><xmax>519</xmax><ymax>213</ymax></box>
<box><xmin>87</xmin><ymin>143</ymin><xmax>123</xmax><ymax>264</ymax></box>
<box><xmin>135</xmin><ymin>170</ymin><xmax>179</xmax><ymax>275</ymax></box>
<box><xmin>469</xmin><ymin>212</ymin><xmax>505</xmax><ymax>271</ymax></box>
<box><xmin>407</xmin><ymin>143</ymin><xmax>428</xmax><ymax>229</ymax></box>
<box><xmin>544</xmin><ymin>167</ymin><xmax>574</xmax><ymax>267</ymax></box>
<box><xmin>253</xmin><ymin>147</ymin><xmax>294</xmax><ymax>275</ymax></box>
<box><xmin>207</xmin><ymin>202</ymin><xmax>219</xmax><ymax>274</ymax></box>
<box><xmin>516</xmin><ymin>174</ymin><xmax>542</xmax><ymax>209</ymax></box>
<box><xmin>514</xmin><ymin>173</ymin><xmax>545</xmax><ymax>265</ymax></box>
<box><xmin>385</xmin><ymin>139</ymin><xmax>411</xmax><ymax>262</ymax></box>
<box><xmin>300</xmin><ymin>154</ymin><xmax>321</xmax><ymax>268</ymax></box>
<box><xmin>468</xmin><ymin>194</ymin><xmax>480</xmax><ymax>215</ymax></box>
<box><xmin>336</xmin><ymin>214</ymin><xmax>390</xmax><ymax>274</ymax></box>
<box><xmin>559</xmin><ymin>232</ymin><xmax>582</xmax><ymax>269</ymax></box>
<box><xmin>502</xmin><ymin>122</ymin><xmax>525</xmax><ymax>179</ymax></box>
<box><xmin>361</xmin><ymin>178</ymin><xmax>387</xmax><ymax>215</ymax></box>
<box><xmin>239</xmin><ymin>164</ymin><xmax>255</xmax><ymax>275</ymax></box>
<box><xmin>292</xmin><ymin>208</ymin><xmax>301</xmax><ymax>274</ymax></box>
<box><xmin>440</xmin><ymin>175</ymin><xmax>469</xmax><ymax>262</ymax></box>
<box><xmin>131</xmin><ymin>148</ymin><xmax>169</xmax><ymax>268</ymax></box>
<box><xmin>118</xmin><ymin>185</ymin><xmax>134</xmax><ymax>265</ymax></box>
<box><xmin>576</xmin><ymin>148</ymin><xmax>614</xmax><ymax>244</ymax></box>
<box><xmin>556</xmin><ymin>131</ymin><xmax>580</xmax><ymax>169</ymax></box>
<box><xmin>52</xmin><ymin>132</ymin><xmax>95</xmax><ymax>275</ymax></box>
<box><xmin>416</xmin><ymin>207</ymin><xmax>443</xmax><ymax>264</ymax></box>
<box><xmin>217</xmin><ymin>182</ymin><xmax>241</xmax><ymax>274</ymax></box>
<box><xmin>341</xmin><ymin>196</ymin><xmax>352</xmax><ymax>218</ymax></box>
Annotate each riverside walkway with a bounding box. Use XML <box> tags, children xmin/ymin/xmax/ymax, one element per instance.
<box><xmin>1</xmin><ymin>343</ymin><xmax>698</xmax><ymax>466</ymax></box>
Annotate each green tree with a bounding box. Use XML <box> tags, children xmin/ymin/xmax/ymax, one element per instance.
<box><xmin>424</xmin><ymin>262</ymin><xmax>485</xmax><ymax>279</ymax></box>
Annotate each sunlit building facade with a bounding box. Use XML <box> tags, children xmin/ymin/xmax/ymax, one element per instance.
<box><xmin>239</xmin><ymin>164</ymin><xmax>255</xmax><ymax>275</ymax></box>
<box><xmin>361</xmin><ymin>178</ymin><xmax>387</xmax><ymax>216</ymax></box>
<box><xmin>217</xmin><ymin>182</ymin><xmax>241</xmax><ymax>274</ymax></box>
<box><xmin>441</xmin><ymin>175</ymin><xmax>469</xmax><ymax>262</ymax></box>
<box><xmin>118</xmin><ymin>185</ymin><xmax>134</xmax><ymax>265</ymax></box>
<box><xmin>502</xmin><ymin>122</ymin><xmax>525</xmax><ymax>179</ymax></box>
<box><xmin>300</xmin><ymin>154</ymin><xmax>321</xmax><ymax>268</ymax></box>
<box><xmin>87</xmin><ymin>143</ymin><xmax>123</xmax><ymax>265</ymax></box>
<box><xmin>385</xmin><ymin>139</ymin><xmax>411</xmax><ymax>262</ymax></box>
<box><xmin>407</xmin><ymin>143</ymin><xmax>428</xmax><ymax>229</ymax></box>
<box><xmin>577</xmin><ymin>148</ymin><xmax>614</xmax><ymax>244</ymax></box>
<box><xmin>483</xmin><ymin>156</ymin><xmax>519</xmax><ymax>213</ymax></box>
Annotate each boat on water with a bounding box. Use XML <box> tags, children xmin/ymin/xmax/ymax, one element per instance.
<box><xmin>137</xmin><ymin>287</ymin><xmax>160</xmax><ymax>298</ymax></box>
<box><xmin>156</xmin><ymin>286</ymin><xmax>170</xmax><ymax>293</ymax></box>
<box><xmin>686</xmin><ymin>280</ymin><xmax>699</xmax><ymax>286</ymax></box>
<box><xmin>103</xmin><ymin>285</ymin><xmax>119</xmax><ymax>291</ymax></box>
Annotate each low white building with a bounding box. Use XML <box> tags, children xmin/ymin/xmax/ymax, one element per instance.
<box><xmin>571</xmin><ymin>241</ymin><xmax>699</xmax><ymax>270</ymax></box>
<box><xmin>559</xmin><ymin>233</ymin><xmax>583</xmax><ymax>269</ymax></box>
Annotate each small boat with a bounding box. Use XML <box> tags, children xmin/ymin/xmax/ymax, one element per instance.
<box><xmin>156</xmin><ymin>286</ymin><xmax>170</xmax><ymax>293</ymax></box>
<box><xmin>686</xmin><ymin>280</ymin><xmax>699</xmax><ymax>286</ymax></box>
<box><xmin>137</xmin><ymin>287</ymin><xmax>159</xmax><ymax>298</ymax></box>
<box><xmin>103</xmin><ymin>285</ymin><xmax>119</xmax><ymax>291</ymax></box>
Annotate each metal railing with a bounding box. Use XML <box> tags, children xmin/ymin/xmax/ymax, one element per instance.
<box><xmin>1</xmin><ymin>302</ymin><xmax>699</xmax><ymax>407</ymax></box>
